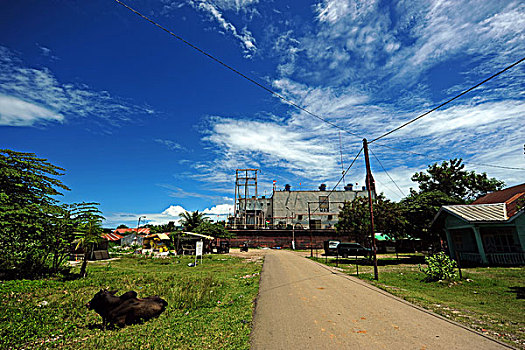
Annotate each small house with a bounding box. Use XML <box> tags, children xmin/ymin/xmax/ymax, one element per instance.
<box><xmin>432</xmin><ymin>184</ymin><xmax>525</xmax><ymax>265</ymax></box>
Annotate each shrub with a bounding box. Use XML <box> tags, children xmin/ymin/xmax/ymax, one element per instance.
<box><xmin>420</xmin><ymin>252</ymin><xmax>458</xmax><ymax>282</ymax></box>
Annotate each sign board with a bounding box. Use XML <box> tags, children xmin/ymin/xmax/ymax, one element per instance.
<box><xmin>195</xmin><ymin>240</ymin><xmax>204</xmax><ymax>266</ymax></box>
<box><xmin>196</xmin><ymin>241</ymin><xmax>203</xmax><ymax>256</ymax></box>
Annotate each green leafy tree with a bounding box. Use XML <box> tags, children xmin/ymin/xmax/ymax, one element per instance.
<box><xmin>400</xmin><ymin>190</ymin><xmax>462</xmax><ymax>240</ymax></box>
<box><xmin>0</xmin><ymin>149</ymin><xmax>70</xmax><ymax>277</ymax></box>
<box><xmin>411</xmin><ymin>158</ymin><xmax>504</xmax><ymax>202</ymax></box>
<box><xmin>116</xmin><ymin>224</ymin><xmax>128</xmax><ymax>229</ymax></box>
<box><xmin>43</xmin><ymin>204</ymin><xmax>77</xmax><ymax>273</ymax></box>
<box><xmin>336</xmin><ymin>194</ymin><xmax>407</xmax><ymax>246</ymax></box>
<box><xmin>180</xmin><ymin>211</ymin><xmax>206</xmax><ymax>231</ymax></box>
<box><xmin>73</xmin><ymin>203</ymin><xmax>104</xmax><ymax>278</ymax></box>
<box><xmin>405</xmin><ymin>158</ymin><xmax>504</xmax><ymax>242</ymax></box>
<box><xmin>194</xmin><ymin>221</ymin><xmax>234</xmax><ymax>239</ymax></box>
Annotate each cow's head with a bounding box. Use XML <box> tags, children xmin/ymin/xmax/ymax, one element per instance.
<box><xmin>86</xmin><ymin>289</ymin><xmax>118</xmax><ymax>310</ymax></box>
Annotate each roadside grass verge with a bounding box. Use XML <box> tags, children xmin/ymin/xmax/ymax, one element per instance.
<box><xmin>311</xmin><ymin>255</ymin><xmax>524</xmax><ymax>349</ymax></box>
<box><xmin>0</xmin><ymin>255</ymin><xmax>262</xmax><ymax>349</ymax></box>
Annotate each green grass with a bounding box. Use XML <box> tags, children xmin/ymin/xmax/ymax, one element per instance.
<box><xmin>311</xmin><ymin>255</ymin><xmax>525</xmax><ymax>349</ymax></box>
<box><xmin>0</xmin><ymin>255</ymin><xmax>262</xmax><ymax>349</ymax></box>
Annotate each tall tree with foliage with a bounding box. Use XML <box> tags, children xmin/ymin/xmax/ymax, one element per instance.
<box><xmin>411</xmin><ymin>158</ymin><xmax>505</xmax><ymax>202</ymax></box>
<box><xmin>180</xmin><ymin>211</ymin><xmax>206</xmax><ymax>231</ymax></box>
<box><xmin>400</xmin><ymin>190</ymin><xmax>461</xmax><ymax>240</ymax></box>
<box><xmin>73</xmin><ymin>202</ymin><xmax>104</xmax><ymax>278</ymax></box>
<box><xmin>194</xmin><ymin>221</ymin><xmax>234</xmax><ymax>239</ymax></box>
<box><xmin>0</xmin><ymin>149</ymin><xmax>70</xmax><ymax>277</ymax></box>
<box><xmin>336</xmin><ymin>194</ymin><xmax>406</xmax><ymax>246</ymax></box>
<box><xmin>405</xmin><ymin>158</ymin><xmax>504</xmax><ymax>241</ymax></box>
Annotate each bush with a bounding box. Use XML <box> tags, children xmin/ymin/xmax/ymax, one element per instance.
<box><xmin>420</xmin><ymin>252</ymin><xmax>458</xmax><ymax>282</ymax></box>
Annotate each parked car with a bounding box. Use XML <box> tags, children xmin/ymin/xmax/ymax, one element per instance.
<box><xmin>323</xmin><ymin>240</ymin><xmax>341</xmax><ymax>256</ymax></box>
<box><xmin>337</xmin><ymin>243</ymin><xmax>371</xmax><ymax>258</ymax></box>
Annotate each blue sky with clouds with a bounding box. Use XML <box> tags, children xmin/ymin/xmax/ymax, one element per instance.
<box><xmin>1</xmin><ymin>0</ymin><xmax>524</xmax><ymax>227</ymax></box>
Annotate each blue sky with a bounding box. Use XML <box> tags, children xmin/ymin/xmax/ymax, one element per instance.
<box><xmin>1</xmin><ymin>0</ymin><xmax>524</xmax><ymax>227</ymax></box>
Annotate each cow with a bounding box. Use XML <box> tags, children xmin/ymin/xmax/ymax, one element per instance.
<box><xmin>86</xmin><ymin>289</ymin><xmax>168</xmax><ymax>329</ymax></box>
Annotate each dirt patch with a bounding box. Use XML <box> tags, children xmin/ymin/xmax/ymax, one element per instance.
<box><xmin>228</xmin><ymin>248</ymin><xmax>267</xmax><ymax>263</ymax></box>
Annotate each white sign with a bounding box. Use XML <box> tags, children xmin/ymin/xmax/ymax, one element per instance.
<box><xmin>196</xmin><ymin>241</ymin><xmax>203</xmax><ymax>256</ymax></box>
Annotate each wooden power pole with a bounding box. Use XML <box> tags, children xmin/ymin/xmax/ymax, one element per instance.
<box><xmin>363</xmin><ymin>138</ymin><xmax>379</xmax><ymax>280</ymax></box>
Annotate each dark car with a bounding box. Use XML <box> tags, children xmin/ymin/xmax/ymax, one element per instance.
<box><xmin>337</xmin><ymin>243</ymin><xmax>371</xmax><ymax>258</ymax></box>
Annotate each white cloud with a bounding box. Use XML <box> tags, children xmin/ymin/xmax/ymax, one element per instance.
<box><xmin>188</xmin><ymin>0</ymin><xmax>257</xmax><ymax>57</ymax></box>
<box><xmin>107</xmin><ymin>205</ymin><xmax>188</xmax><ymax>227</ymax></box>
<box><xmin>0</xmin><ymin>46</ymin><xmax>154</xmax><ymax>127</ymax></box>
<box><xmin>0</xmin><ymin>94</ymin><xmax>64</xmax><ymax>126</ymax></box>
<box><xmin>203</xmin><ymin>203</ymin><xmax>233</xmax><ymax>218</ymax></box>
<box><xmin>204</xmin><ymin>117</ymin><xmax>340</xmax><ymax>179</ymax></box>
<box><xmin>105</xmin><ymin>203</ymin><xmax>234</xmax><ymax>227</ymax></box>
<box><xmin>154</xmin><ymin>139</ymin><xmax>185</xmax><ymax>151</ymax></box>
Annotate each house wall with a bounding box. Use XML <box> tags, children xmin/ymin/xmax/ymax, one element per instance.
<box><xmin>271</xmin><ymin>190</ymin><xmax>369</xmax><ymax>229</ymax></box>
<box><xmin>514</xmin><ymin>214</ymin><xmax>525</xmax><ymax>251</ymax></box>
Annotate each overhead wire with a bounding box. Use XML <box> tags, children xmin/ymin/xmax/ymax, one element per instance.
<box><xmin>310</xmin><ymin>147</ymin><xmax>363</xmax><ymax>215</ymax></box>
<box><xmin>114</xmin><ymin>0</ymin><xmax>525</xmax><ymax>202</ymax></box>
<box><xmin>369</xmin><ymin>147</ymin><xmax>406</xmax><ymax>197</ymax></box>
<box><xmin>370</xmin><ymin>56</ymin><xmax>525</xmax><ymax>143</ymax></box>
<box><xmin>372</xmin><ymin>142</ymin><xmax>525</xmax><ymax>171</ymax></box>
<box><xmin>113</xmin><ymin>0</ymin><xmax>362</xmax><ymax>139</ymax></box>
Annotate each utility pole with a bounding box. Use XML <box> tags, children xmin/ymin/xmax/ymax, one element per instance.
<box><xmin>308</xmin><ymin>203</ymin><xmax>313</xmax><ymax>257</ymax></box>
<box><xmin>363</xmin><ymin>138</ymin><xmax>379</xmax><ymax>280</ymax></box>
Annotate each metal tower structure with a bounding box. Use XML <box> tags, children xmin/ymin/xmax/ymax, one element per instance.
<box><xmin>233</xmin><ymin>169</ymin><xmax>259</xmax><ymax>229</ymax></box>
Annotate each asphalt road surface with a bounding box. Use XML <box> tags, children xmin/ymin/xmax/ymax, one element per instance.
<box><xmin>251</xmin><ymin>250</ymin><xmax>510</xmax><ymax>350</ymax></box>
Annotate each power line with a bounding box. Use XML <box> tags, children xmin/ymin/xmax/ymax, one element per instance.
<box><xmin>373</xmin><ymin>142</ymin><xmax>525</xmax><ymax>171</ymax></box>
<box><xmin>113</xmin><ymin>0</ymin><xmax>361</xmax><ymax>139</ymax></box>
<box><xmin>370</xmin><ymin>56</ymin><xmax>525</xmax><ymax>143</ymax></box>
<box><xmin>369</xmin><ymin>147</ymin><xmax>406</xmax><ymax>197</ymax></box>
<box><xmin>311</xmin><ymin>147</ymin><xmax>363</xmax><ymax>215</ymax></box>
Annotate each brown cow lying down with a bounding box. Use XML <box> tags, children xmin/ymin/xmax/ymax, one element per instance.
<box><xmin>87</xmin><ymin>289</ymin><xmax>168</xmax><ymax>329</ymax></box>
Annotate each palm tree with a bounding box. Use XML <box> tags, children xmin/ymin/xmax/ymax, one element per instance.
<box><xmin>180</xmin><ymin>211</ymin><xmax>206</xmax><ymax>231</ymax></box>
<box><xmin>73</xmin><ymin>203</ymin><xmax>104</xmax><ymax>277</ymax></box>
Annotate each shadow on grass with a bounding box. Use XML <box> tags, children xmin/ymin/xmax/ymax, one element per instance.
<box><xmin>508</xmin><ymin>286</ymin><xmax>525</xmax><ymax>299</ymax></box>
<box><xmin>333</xmin><ymin>255</ymin><xmax>426</xmax><ymax>266</ymax></box>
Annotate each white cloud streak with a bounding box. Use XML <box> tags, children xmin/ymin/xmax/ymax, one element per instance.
<box><xmin>0</xmin><ymin>46</ymin><xmax>154</xmax><ymax>127</ymax></box>
<box><xmin>187</xmin><ymin>0</ymin><xmax>257</xmax><ymax>57</ymax></box>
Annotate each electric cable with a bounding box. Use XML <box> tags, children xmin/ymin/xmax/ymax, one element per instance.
<box><xmin>370</xmin><ymin>56</ymin><xmax>525</xmax><ymax>143</ymax></box>
<box><xmin>369</xmin><ymin>147</ymin><xmax>406</xmax><ymax>197</ymax></box>
<box><xmin>310</xmin><ymin>147</ymin><xmax>363</xmax><ymax>215</ymax></box>
<box><xmin>373</xmin><ymin>142</ymin><xmax>525</xmax><ymax>171</ymax></box>
<box><xmin>113</xmin><ymin>0</ymin><xmax>362</xmax><ymax>139</ymax></box>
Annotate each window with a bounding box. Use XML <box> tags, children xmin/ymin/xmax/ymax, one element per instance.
<box><xmin>327</xmin><ymin>215</ymin><xmax>333</xmax><ymax>221</ymax></box>
<box><xmin>298</xmin><ymin>215</ymin><xmax>303</xmax><ymax>221</ymax></box>
<box><xmin>319</xmin><ymin>196</ymin><xmax>329</xmax><ymax>212</ymax></box>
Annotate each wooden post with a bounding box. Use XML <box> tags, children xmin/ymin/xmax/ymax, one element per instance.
<box><xmin>363</xmin><ymin>138</ymin><xmax>379</xmax><ymax>280</ymax></box>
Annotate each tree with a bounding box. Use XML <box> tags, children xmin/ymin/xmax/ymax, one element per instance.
<box><xmin>180</xmin><ymin>211</ymin><xmax>206</xmax><ymax>231</ymax></box>
<box><xmin>73</xmin><ymin>203</ymin><xmax>104</xmax><ymax>278</ymax></box>
<box><xmin>116</xmin><ymin>224</ymin><xmax>128</xmax><ymax>229</ymax></box>
<box><xmin>400</xmin><ymin>190</ymin><xmax>461</xmax><ymax>240</ymax></box>
<box><xmin>44</xmin><ymin>204</ymin><xmax>77</xmax><ymax>273</ymax></box>
<box><xmin>0</xmin><ymin>149</ymin><xmax>70</xmax><ymax>277</ymax></box>
<box><xmin>405</xmin><ymin>158</ymin><xmax>504</xmax><ymax>242</ymax></box>
<box><xmin>411</xmin><ymin>158</ymin><xmax>504</xmax><ymax>203</ymax></box>
<box><xmin>194</xmin><ymin>221</ymin><xmax>234</xmax><ymax>239</ymax></box>
<box><xmin>336</xmin><ymin>194</ymin><xmax>407</xmax><ymax>246</ymax></box>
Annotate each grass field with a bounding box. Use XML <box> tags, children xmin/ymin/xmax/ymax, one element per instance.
<box><xmin>311</xmin><ymin>254</ymin><xmax>525</xmax><ymax>349</ymax></box>
<box><xmin>0</xmin><ymin>254</ymin><xmax>262</xmax><ymax>349</ymax></box>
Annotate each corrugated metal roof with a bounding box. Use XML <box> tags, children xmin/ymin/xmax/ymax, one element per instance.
<box><xmin>114</xmin><ymin>228</ymin><xmax>151</xmax><ymax>234</ymax></box>
<box><xmin>442</xmin><ymin>203</ymin><xmax>507</xmax><ymax>222</ymax></box>
<box><xmin>473</xmin><ymin>183</ymin><xmax>525</xmax><ymax>205</ymax></box>
<box><xmin>102</xmin><ymin>232</ymin><xmax>124</xmax><ymax>241</ymax></box>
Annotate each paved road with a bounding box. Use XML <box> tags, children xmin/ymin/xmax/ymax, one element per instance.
<box><xmin>251</xmin><ymin>250</ymin><xmax>510</xmax><ymax>350</ymax></box>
